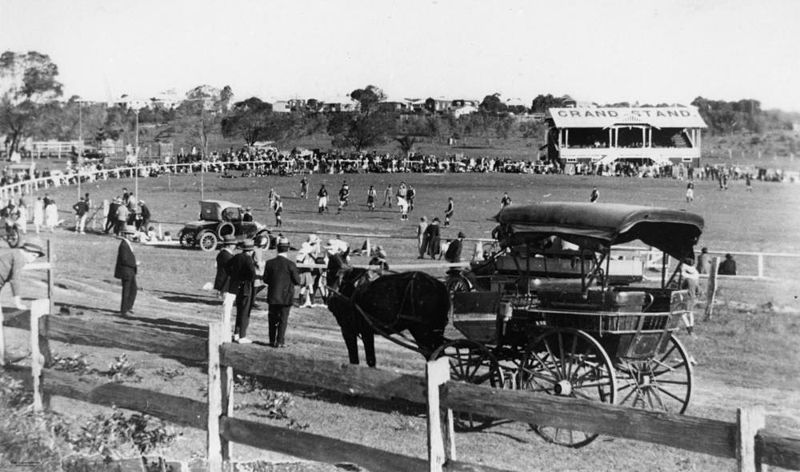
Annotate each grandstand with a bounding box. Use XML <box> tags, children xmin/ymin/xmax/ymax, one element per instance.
<box><xmin>545</xmin><ymin>106</ymin><xmax>707</xmax><ymax>167</ymax></box>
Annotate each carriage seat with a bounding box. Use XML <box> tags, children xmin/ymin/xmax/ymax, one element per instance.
<box><xmin>536</xmin><ymin>286</ymin><xmax>649</xmax><ymax>313</ymax></box>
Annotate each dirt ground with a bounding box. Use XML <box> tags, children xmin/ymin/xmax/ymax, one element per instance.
<box><xmin>3</xmin><ymin>171</ymin><xmax>800</xmax><ymax>471</ymax></box>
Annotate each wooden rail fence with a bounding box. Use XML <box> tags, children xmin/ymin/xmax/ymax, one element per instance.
<box><xmin>2</xmin><ymin>299</ymin><xmax>799</xmax><ymax>471</ymax></box>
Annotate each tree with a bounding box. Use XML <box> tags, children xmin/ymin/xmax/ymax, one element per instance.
<box><xmin>327</xmin><ymin>111</ymin><xmax>396</xmax><ymax>152</ymax></box>
<box><xmin>176</xmin><ymin>84</ymin><xmax>233</xmax><ymax>157</ymax></box>
<box><xmin>396</xmin><ymin>134</ymin><xmax>417</xmax><ymax>155</ymax></box>
<box><xmin>221</xmin><ymin>97</ymin><xmax>273</xmax><ymax>146</ymax></box>
<box><xmin>0</xmin><ymin>51</ymin><xmax>63</xmax><ymax>153</ymax></box>
<box><xmin>479</xmin><ymin>93</ymin><xmax>507</xmax><ymax>114</ymax></box>
<box><xmin>350</xmin><ymin>85</ymin><xmax>385</xmax><ymax>113</ymax></box>
<box><xmin>531</xmin><ymin>94</ymin><xmax>566</xmax><ymax>113</ymax></box>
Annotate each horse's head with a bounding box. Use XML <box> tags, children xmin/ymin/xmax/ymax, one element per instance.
<box><xmin>326</xmin><ymin>249</ymin><xmax>363</xmax><ymax>298</ymax></box>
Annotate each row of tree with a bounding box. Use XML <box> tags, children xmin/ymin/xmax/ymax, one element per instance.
<box><xmin>2</xmin><ymin>50</ymin><xmax>796</xmax><ymax>157</ymax></box>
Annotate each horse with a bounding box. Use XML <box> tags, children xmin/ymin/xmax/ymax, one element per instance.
<box><xmin>326</xmin><ymin>252</ymin><xmax>450</xmax><ymax>367</ymax></box>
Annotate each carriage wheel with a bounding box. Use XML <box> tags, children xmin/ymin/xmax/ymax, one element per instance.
<box><xmin>430</xmin><ymin>339</ymin><xmax>504</xmax><ymax>432</ymax></box>
<box><xmin>445</xmin><ymin>273</ymin><xmax>471</xmax><ymax>294</ymax></box>
<box><xmin>518</xmin><ymin>328</ymin><xmax>617</xmax><ymax>448</ymax></box>
<box><xmin>198</xmin><ymin>232</ymin><xmax>218</xmax><ymax>252</ymax></box>
<box><xmin>615</xmin><ymin>334</ymin><xmax>693</xmax><ymax>414</ymax></box>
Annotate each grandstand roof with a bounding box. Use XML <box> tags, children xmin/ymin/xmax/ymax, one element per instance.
<box><xmin>548</xmin><ymin>106</ymin><xmax>707</xmax><ymax>129</ymax></box>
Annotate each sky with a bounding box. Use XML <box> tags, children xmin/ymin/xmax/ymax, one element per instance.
<box><xmin>1</xmin><ymin>0</ymin><xmax>799</xmax><ymax>110</ymax></box>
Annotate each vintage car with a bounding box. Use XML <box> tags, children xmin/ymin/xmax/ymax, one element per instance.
<box><xmin>178</xmin><ymin>200</ymin><xmax>272</xmax><ymax>251</ymax></box>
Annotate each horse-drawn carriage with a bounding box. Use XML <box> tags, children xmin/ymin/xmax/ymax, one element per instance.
<box><xmin>326</xmin><ymin>202</ymin><xmax>703</xmax><ymax>448</ymax></box>
<box><xmin>439</xmin><ymin>202</ymin><xmax>703</xmax><ymax>445</ymax></box>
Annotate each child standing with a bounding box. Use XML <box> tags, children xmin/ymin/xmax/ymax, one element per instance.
<box><xmin>274</xmin><ymin>197</ymin><xmax>283</xmax><ymax>227</ymax></box>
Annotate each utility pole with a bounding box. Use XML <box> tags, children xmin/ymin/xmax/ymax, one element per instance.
<box><xmin>77</xmin><ymin>101</ymin><xmax>83</xmax><ymax>198</ymax></box>
<box><xmin>134</xmin><ymin>109</ymin><xmax>139</xmax><ymax>200</ymax></box>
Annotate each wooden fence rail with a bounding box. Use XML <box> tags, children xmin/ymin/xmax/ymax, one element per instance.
<box><xmin>4</xmin><ymin>299</ymin><xmax>800</xmax><ymax>471</ymax></box>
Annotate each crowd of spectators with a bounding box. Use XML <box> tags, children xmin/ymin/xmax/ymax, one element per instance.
<box><xmin>1</xmin><ymin>146</ymin><xmax>797</xmax><ymax>192</ymax></box>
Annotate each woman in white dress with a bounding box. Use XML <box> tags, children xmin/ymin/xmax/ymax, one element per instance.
<box><xmin>17</xmin><ymin>199</ymin><xmax>28</xmax><ymax>234</ymax></box>
<box><xmin>44</xmin><ymin>199</ymin><xmax>58</xmax><ymax>232</ymax></box>
<box><xmin>32</xmin><ymin>197</ymin><xmax>44</xmax><ymax>234</ymax></box>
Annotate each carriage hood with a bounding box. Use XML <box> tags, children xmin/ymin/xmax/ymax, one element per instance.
<box><xmin>494</xmin><ymin>202</ymin><xmax>704</xmax><ymax>262</ymax></box>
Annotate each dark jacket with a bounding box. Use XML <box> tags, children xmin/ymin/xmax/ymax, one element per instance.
<box><xmin>225</xmin><ymin>252</ymin><xmax>257</xmax><ymax>295</ymax></box>
<box><xmin>114</xmin><ymin>240</ymin><xmax>137</xmax><ymax>280</ymax></box>
<box><xmin>263</xmin><ymin>254</ymin><xmax>300</xmax><ymax>305</ymax></box>
<box><xmin>214</xmin><ymin>248</ymin><xmax>235</xmax><ymax>292</ymax></box>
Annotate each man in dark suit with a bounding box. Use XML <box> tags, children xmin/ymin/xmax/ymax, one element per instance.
<box><xmin>114</xmin><ymin>225</ymin><xmax>139</xmax><ymax>316</ymax></box>
<box><xmin>225</xmin><ymin>239</ymin><xmax>257</xmax><ymax>343</ymax></box>
<box><xmin>214</xmin><ymin>234</ymin><xmax>237</xmax><ymax>331</ymax></box>
<box><xmin>263</xmin><ymin>237</ymin><xmax>300</xmax><ymax>347</ymax></box>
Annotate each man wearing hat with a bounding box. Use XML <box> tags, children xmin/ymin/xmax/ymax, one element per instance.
<box><xmin>214</xmin><ymin>234</ymin><xmax>238</xmax><ymax>322</ymax></box>
<box><xmin>114</xmin><ymin>226</ymin><xmax>140</xmax><ymax>316</ymax></box>
<box><xmin>262</xmin><ymin>237</ymin><xmax>300</xmax><ymax>348</ymax></box>
<box><xmin>445</xmin><ymin>232</ymin><xmax>466</xmax><ymax>264</ymax></box>
<box><xmin>72</xmin><ymin>196</ymin><xmax>89</xmax><ymax>234</ymax></box>
<box><xmin>0</xmin><ymin>240</ymin><xmax>46</xmax><ymax>312</ymax></box>
<box><xmin>225</xmin><ymin>239</ymin><xmax>258</xmax><ymax>343</ymax></box>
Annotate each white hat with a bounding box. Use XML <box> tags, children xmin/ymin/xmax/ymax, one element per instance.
<box><xmin>307</xmin><ymin>234</ymin><xmax>320</xmax><ymax>245</ymax></box>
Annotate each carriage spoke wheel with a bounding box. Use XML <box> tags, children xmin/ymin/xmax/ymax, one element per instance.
<box><xmin>518</xmin><ymin>328</ymin><xmax>617</xmax><ymax>448</ymax></box>
<box><xmin>616</xmin><ymin>334</ymin><xmax>693</xmax><ymax>414</ymax></box>
<box><xmin>431</xmin><ymin>339</ymin><xmax>504</xmax><ymax>432</ymax></box>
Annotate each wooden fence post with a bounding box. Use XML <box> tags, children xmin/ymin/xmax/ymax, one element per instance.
<box><xmin>737</xmin><ymin>406</ymin><xmax>766</xmax><ymax>472</ymax></box>
<box><xmin>30</xmin><ymin>299</ymin><xmax>49</xmax><ymax>412</ymax></box>
<box><xmin>426</xmin><ymin>357</ymin><xmax>454</xmax><ymax>472</ymax></box>
<box><xmin>757</xmin><ymin>255</ymin><xmax>764</xmax><ymax>279</ymax></box>
<box><xmin>0</xmin><ymin>307</ymin><xmax>5</xmax><ymax>367</ymax></box>
<box><xmin>207</xmin><ymin>322</ymin><xmax>226</xmax><ymax>472</ymax></box>
<box><xmin>704</xmin><ymin>257</ymin><xmax>719</xmax><ymax>321</ymax></box>
<box><xmin>47</xmin><ymin>241</ymin><xmax>55</xmax><ymax>317</ymax></box>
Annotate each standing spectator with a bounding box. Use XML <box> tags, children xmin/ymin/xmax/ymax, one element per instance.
<box><xmin>718</xmin><ymin>254</ymin><xmax>737</xmax><ymax>275</ymax></box>
<box><xmin>138</xmin><ymin>200</ymin><xmax>151</xmax><ymax>231</ymax></box>
<box><xmin>745</xmin><ymin>173</ymin><xmax>753</xmax><ymax>192</ymax></box>
<box><xmin>16</xmin><ymin>198</ymin><xmax>27</xmax><ymax>235</ymax></box>
<box><xmin>444</xmin><ymin>232</ymin><xmax>466</xmax><ymax>263</ymax></box>
<box><xmin>268</xmin><ymin>188</ymin><xmax>276</xmax><ymax>210</ymax></box>
<box><xmin>72</xmin><ymin>196</ymin><xmax>89</xmax><ymax>233</ymax></box>
<box><xmin>295</xmin><ymin>238</ymin><xmax>317</xmax><ymax>308</ymax></box>
<box><xmin>115</xmin><ymin>201</ymin><xmax>129</xmax><ymax>236</ymax></box>
<box><xmin>383</xmin><ymin>184</ymin><xmax>393</xmax><ymax>207</ymax></box>
<box><xmin>32</xmin><ymin>197</ymin><xmax>44</xmax><ymax>234</ymax></box>
<box><xmin>317</xmin><ymin>184</ymin><xmax>329</xmax><ymax>213</ymax></box>
<box><xmin>263</xmin><ymin>237</ymin><xmax>301</xmax><ymax>348</ymax></box>
<box><xmin>114</xmin><ymin>225</ymin><xmax>139</xmax><ymax>316</ymax></box>
<box><xmin>226</xmin><ymin>239</ymin><xmax>258</xmax><ymax>344</ymax></box>
<box><xmin>444</xmin><ymin>197</ymin><xmax>454</xmax><ymax>227</ymax></box>
<box><xmin>680</xmin><ymin>260</ymin><xmax>701</xmax><ymax>337</ymax></box>
<box><xmin>590</xmin><ymin>187</ymin><xmax>599</xmax><ymax>203</ymax></box>
<box><xmin>685</xmin><ymin>181</ymin><xmax>694</xmax><ymax>203</ymax></box>
<box><xmin>366</xmin><ymin>185</ymin><xmax>377</xmax><ymax>211</ymax></box>
<box><xmin>424</xmin><ymin>217</ymin><xmax>442</xmax><ymax>259</ymax></box>
<box><xmin>44</xmin><ymin>197</ymin><xmax>58</xmax><ymax>232</ymax></box>
<box><xmin>696</xmin><ymin>247</ymin><xmax>711</xmax><ymax>274</ymax></box>
<box><xmin>0</xmin><ymin>241</ymin><xmax>46</xmax><ymax>312</ymax></box>
<box><xmin>214</xmin><ymin>235</ymin><xmax>237</xmax><ymax>327</ymax></box>
<box><xmin>274</xmin><ymin>197</ymin><xmax>283</xmax><ymax>227</ymax></box>
<box><xmin>105</xmin><ymin>197</ymin><xmax>120</xmax><ymax>234</ymax></box>
<box><xmin>299</xmin><ymin>176</ymin><xmax>309</xmax><ymax>199</ymax></box>
<box><xmin>500</xmin><ymin>192</ymin><xmax>512</xmax><ymax>208</ymax></box>
<box><xmin>417</xmin><ymin>216</ymin><xmax>428</xmax><ymax>259</ymax></box>
<box><xmin>396</xmin><ymin>181</ymin><xmax>407</xmax><ymax>206</ymax></box>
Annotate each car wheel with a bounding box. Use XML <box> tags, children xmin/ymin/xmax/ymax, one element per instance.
<box><xmin>199</xmin><ymin>232</ymin><xmax>218</xmax><ymax>252</ymax></box>
<box><xmin>217</xmin><ymin>222</ymin><xmax>235</xmax><ymax>239</ymax></box>
<box><xmin>179</xmin><ymin>232</ymin><xmax>195</xmax><ymax>248</ymax></box>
